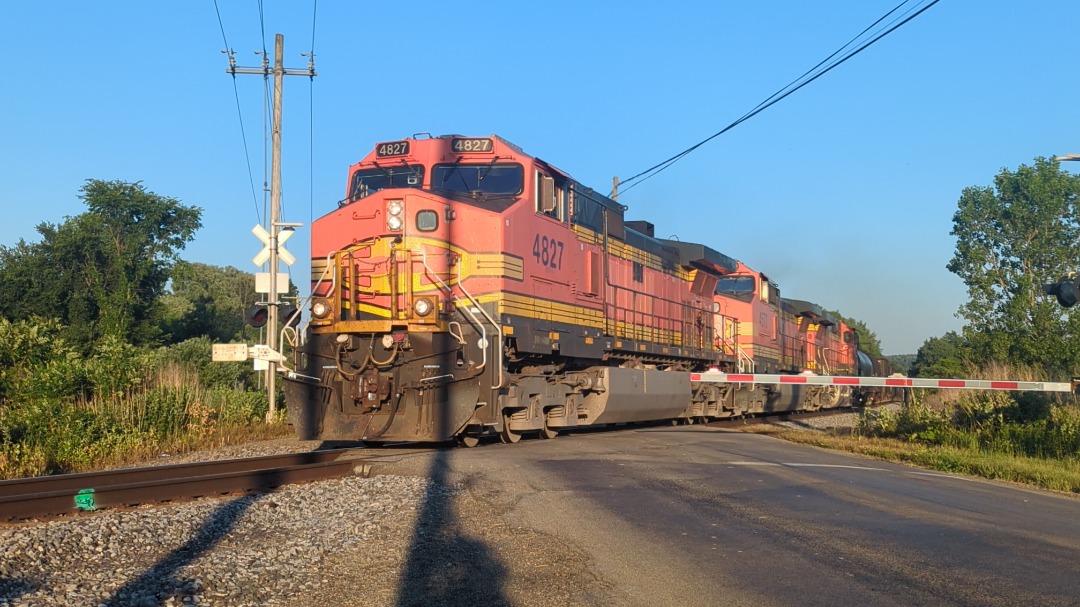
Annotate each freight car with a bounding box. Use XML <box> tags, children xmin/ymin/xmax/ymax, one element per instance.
<box><xmin>283</xmin><ymin>134</ymin><xmax>894</xmax><ymax>445</ymax></box>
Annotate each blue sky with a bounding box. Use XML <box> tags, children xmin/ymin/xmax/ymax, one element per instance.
<box><xmin>2</xmin><ymin>1</ymin><xmax>1078</xmax><ymax>355</ymax></box>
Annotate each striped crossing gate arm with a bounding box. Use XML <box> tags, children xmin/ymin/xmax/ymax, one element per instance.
<box><xmin>688</xmin><ymin>372</ymin><xmax>1074</xmax><ymax>393</ymax></box>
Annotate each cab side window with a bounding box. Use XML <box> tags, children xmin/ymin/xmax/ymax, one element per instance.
<box><xmin>535</xmin><ymin>170</ymin><xmax>564</xmax><ymax>221</ymax></box>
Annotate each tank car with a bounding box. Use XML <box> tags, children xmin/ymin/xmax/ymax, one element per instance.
<box><xmin>283</xmin><ymin>134</ymin><xmax>881</xmax><ymax>445</ymax></box>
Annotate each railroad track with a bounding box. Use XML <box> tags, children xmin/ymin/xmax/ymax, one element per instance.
<box><xmin>0</xmin><ymin>407</ymin><xmax>872</xmax><ymax>522</ymax></box>
<box><xmin>0</xmin><ymin>449</ymin><xmax>363</xmax><ymax>522</ymax></box>
<box><xmin>704</xmin><ymin>406</ymin><xmax>865</xmax><ymax>430</ymax></box>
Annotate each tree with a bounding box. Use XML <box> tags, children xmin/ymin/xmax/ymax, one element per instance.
<box><xmin>828</xmin><ymin>310</ymin><xmax>883</xmax><ymax>358</ymax></box>
<box><xmin>0</xmin><ymin>180</ymin><xmax>202</xmax><ymax>348</ymax></box>
<box><xmin>911</xmin><ymin>331</ymin><xmax>970</xmax><ymax>378</ymax></box>
<box><xmin>159</xmin><ymin>262</ymin><xmax>260</xmax><ymax>344</ymax></box>
<box><xmin>947</xmin><ymin>157</ymin><xmax>1080</xmax><ymax>375</ymax></box>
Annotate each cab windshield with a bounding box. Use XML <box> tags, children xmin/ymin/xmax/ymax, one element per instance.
<box><xmin>349</xmin><ymin>164</ymin><xmax>424</xmax><ymax>201</ymax></box>
<box><xmin>716</xmin><ymin>276</ymin><xmax>756</xmax><ymax>293</ymax></box>
<box><xmin>432</xmin><ymin>163</ymin><xmax>523</xmax><ymax>196</ymax></box>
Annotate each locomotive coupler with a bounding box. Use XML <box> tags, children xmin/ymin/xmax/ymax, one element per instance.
<box><xmin>354</xmin><ymin>368</ymin><xmax>392</xmax><ymax>411</ymax></box>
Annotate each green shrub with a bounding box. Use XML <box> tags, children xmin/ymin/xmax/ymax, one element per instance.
<box><xmin>86</xmin><ymin>335</ymin><xmax>153</xmax><ymax>400</ymax></box>
<box><xmin>0</xmin><ymin>317</ymin><xmax>89</xmax><ymax>404</ymax></box>
<box><xmin>155</xmin><ymin>336</ymin><xmax>259</xmax><ymax>389</ymax></box>
<box><xmin>858</xmin><ymin>388</ymin><xmax>1080</xmax><ymax>463</ymax></box>
<box><xmin>207</xmin><ymin>386</ymin><xmax>268</xmax><ymax>425</ymax></box>
<box><xmin>0</xmin><ymin>327</ymin><xmax>274</xmax><ymax>478</ymax></box>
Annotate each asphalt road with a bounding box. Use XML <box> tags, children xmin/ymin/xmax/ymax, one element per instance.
<box><xmin>337</xmin><ymin>425</ymin><xmax>1080</xmax><ymax>607</ymax></box>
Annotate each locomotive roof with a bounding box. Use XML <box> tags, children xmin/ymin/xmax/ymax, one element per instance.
<box><xmin>781</xmin><ymin>298</ymin><xmax>837</xmax><ymax>326</ymax></box>
<box><xmin>659</xmin><ymin>240</ymin><xmax>739</xmax><ymax>275</ymax></box>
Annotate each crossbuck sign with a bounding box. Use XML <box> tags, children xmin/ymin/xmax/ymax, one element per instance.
<box><xmin>252</xmin><ymin>224</ymin><xmax>296</xmax><ymax>267</ymax></box>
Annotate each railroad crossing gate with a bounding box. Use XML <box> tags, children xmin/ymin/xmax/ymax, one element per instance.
<box><xmin>689</xmin><ymin>372</ymin><xmax>1075</xmax><ymax>393</ymax></box>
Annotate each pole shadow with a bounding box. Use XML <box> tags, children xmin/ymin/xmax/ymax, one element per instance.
<box><xmin>0</xmin><ymin>577</ymin><xmax>35</xmax><ymax>604</ymax></box>
<box><xmin>393</xmin><ymin>447</ymin><xmax>509</xmax><ymax>607</ymax></box>
<box><xmin>393</xmin><ymin>331</ymin><xmax>510</xmax><ymax>605</ymax></box>
<box><xmin>99</xmin><ymin>484</ymin><xmax>271</xmax><ymax>606</ymax></box>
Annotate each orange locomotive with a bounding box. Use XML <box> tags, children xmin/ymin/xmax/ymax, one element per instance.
<box><xmin>284</xmin><ymin>134</ymin><xmax>881</xmax><ymax>445</ymax></box>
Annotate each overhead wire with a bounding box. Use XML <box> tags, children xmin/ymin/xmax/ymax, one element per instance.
<box><xmin>308</xmin><ymin>0</ymin><xmax>318</xmax><ymax>226</ymax></box>
<box><xmin>614</xmin><ymin>0</ymin><xmax>942</xmax><ymax>198</ymax></box>
<box><xmin>214</xmin><ymin>0</ymin><xmax>263</xmax><ymax>225</ymax></box>
<box><xmin>258</xmin><ymin>0</ymin><xmax>271</xmax><ymax>226</ymax></box>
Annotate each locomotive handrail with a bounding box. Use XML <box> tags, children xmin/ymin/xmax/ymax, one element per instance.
<box><xmin>415</xmin><ymin>247</ymin><xmax>504</xmax><ymax>389</ymax></box>
<box><xmin>606</xmin><ymin>282</ymin><xmax>715</xmax><ymax>352</ymax></box>
<box><xmin>453</xmin><ymin>258</ymin><xmax>505</xmax><ymax>389</ymax></box>
<box><xmin>736</xmin><ymin>345</ymin><xmax>754</xmax><ymax>373</ymax></box>
<box><xmin>291</xmin><ymin>251</ymin><xmax>336</xmax><ymax>348</ymax></box>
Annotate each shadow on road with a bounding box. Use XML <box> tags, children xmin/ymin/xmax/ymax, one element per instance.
<box><xmin>394</xmin><ymin>447</ymin><xmax>510</xmax><ymax>606</ymax></box>
<box><xmin>393</xmin><ymin>360</ymin><xmax>510</xmax><ymax>606</ymax></box>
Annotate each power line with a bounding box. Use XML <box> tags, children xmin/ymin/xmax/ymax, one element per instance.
<box><xmin>614</xmin><ymin>0</ymin><xmax>942</xmax><ymax>198</ymax></box>
<box><xmin>308</xmin><ymin>0</ymin><xmax>318</xmax><ymax>225</ymax></box>
<box><xmin>257</xmin><ymin>0</ymin><xmax>271</xmax><ymax>226</ymax></box>
<box><xmin>214</xmin><ymin>0</ymin><xmax>263</xmax><ymax>225</ymax></box>
<box><xmin>309</xmin><ymin>0</ymin><xmax>318</xmax><ymax>55</ymax></box>
<box><xmin>212</xmin><ymin>0</ymin><xmax>231</xmax><ymax>50</ymax></box>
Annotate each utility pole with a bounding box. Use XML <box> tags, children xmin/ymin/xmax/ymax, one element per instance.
<box><xmin>225</xmin><ymin>34</ymin><xmax>316</xmax><ymax>422</ymax></box>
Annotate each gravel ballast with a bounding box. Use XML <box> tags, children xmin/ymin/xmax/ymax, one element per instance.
<box><xmin>0</xmin><ymin>475</ymin><xmax>442</xmax><ymax>606</ymax></box>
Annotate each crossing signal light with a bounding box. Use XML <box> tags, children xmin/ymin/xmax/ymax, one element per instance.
<box><xmin>246</xmin><ymin>303</ymin><xmax>301</xmax><ymax>328</ymax></box>
<box><xmin>1043</xmin><ymin>276</ymin><xmax>1080</xmax><ymax>308</ymax></box>
<box><xmin>281</xmin><ymin>304</ymin><xmax>301</xmax><ymax>328</ymax></box>
<box><xmin>245</xmin><ymin>304</ymin><xmax>269</xmax><ymax>328</ymax></box>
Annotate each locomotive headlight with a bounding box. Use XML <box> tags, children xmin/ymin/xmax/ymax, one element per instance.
<box><xmin>386</xmin><ymin>200</ymin><xmax>405</xmax><ymax>231</ymax></box>
<box><xmin>413</xmin><ymin>297</ymin><xmax>433</xmax><ymax>317</ymax></box>
<box><xmin>312</xmin><ymin>299</ymin><xmax>332</xmax><ymax>319</ymax></box>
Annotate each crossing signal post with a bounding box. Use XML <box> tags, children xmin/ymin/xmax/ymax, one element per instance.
<box><xmin>225</xmin><ymin>33</ymin><xmax>315</xmax><ymax>423</ymax></box>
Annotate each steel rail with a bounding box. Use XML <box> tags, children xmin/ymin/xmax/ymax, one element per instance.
<box><xmin>0</xmin><ymin>449</ymin><xmax>358</xmax><ymax>522</ymax></box>
<box><xmin>702</xmin><ymin>404</ymin><xmax>881</xmax><ymax>430</ymax></box>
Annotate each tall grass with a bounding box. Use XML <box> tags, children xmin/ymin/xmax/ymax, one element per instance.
<box><xmin>849</xmin><ymin>362</ymin><xmax>1080</xmax><ymax>490</ymax></box>
<box><xmin>857</xmin><ymin>388</ymin><xmax>1080</xmax><ymax>460</ymax></box>
<box><xmin>0</xmin><ymin>321</ymin><xmax>281</xmax><ymax>479</ymax></box>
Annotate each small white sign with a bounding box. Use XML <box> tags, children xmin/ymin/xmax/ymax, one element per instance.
<box><xmin>254</xmin><ymin>272</ymin><xmax>291</xmax><ymax>294</ymax></box>
<box><xmin>211</xmin><ymin>343</ymin><xmax>249</xmax><ymax>362</ymax></box>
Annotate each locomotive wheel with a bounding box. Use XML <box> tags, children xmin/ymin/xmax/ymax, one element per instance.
<box><xmin>499</xmin><ymin>423</ymin><xmax>521</xmax><ymax>444</ymax></box>
<box><xmin>537</xmin><ymin>424</ymin><xmax>558</xmax><ymax>440</ymax></box>
<box><xmin>457</xmin><ymin>435</ymin><xmax>480</xmax><ymax>448</ymax></box>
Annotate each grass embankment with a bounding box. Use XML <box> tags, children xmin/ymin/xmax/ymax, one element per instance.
<box><xmin>0</xmin><ymin>373</ymin><xmax>292</xmax><ymax>479</ymax></box>
<box><xmin>0</xmin><ymin>326</ymin><xmax>289</xmax><ymax>479</ymax></box>
<box><xmin>748</xmin><ymin>391</ymin><xmax>1080</xmax><ymax>495</ymax></box>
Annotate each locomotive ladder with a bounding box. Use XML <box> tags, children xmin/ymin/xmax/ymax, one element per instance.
<box><xmin>689</xmin><ymin>372</ymin><xmax>1075</xmax><ymax>393</ymax></box>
